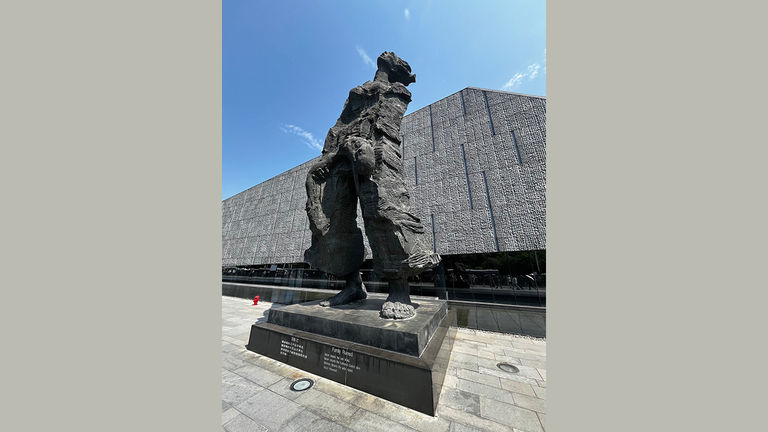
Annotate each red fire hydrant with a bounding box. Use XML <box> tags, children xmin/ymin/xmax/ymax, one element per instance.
<box><xmin>253</xmin><ymin>295</ymin><xmax>260</xmax><ymax>305</ymax></box>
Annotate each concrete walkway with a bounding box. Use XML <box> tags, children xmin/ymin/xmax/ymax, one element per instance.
<box><xmin>222</xmin><ymin>296</ymin><xmax>546</xmax><ymax>432</ymax></box>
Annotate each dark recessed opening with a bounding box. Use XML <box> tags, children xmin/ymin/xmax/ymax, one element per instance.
<box><xmin>496</xmin><ymin>362</ymin><xmax>520</xmax><ymax>373</ymax></box>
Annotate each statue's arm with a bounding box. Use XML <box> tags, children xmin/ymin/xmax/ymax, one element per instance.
<box><xmin>305</xmin><ymin>150</ymin><xmax>342</xmax><ymax>234</ymax></box>
<box><xmin>308</xmin><ymin>150</ymin><xmax>341</xmax><ymax>182</ymax></box>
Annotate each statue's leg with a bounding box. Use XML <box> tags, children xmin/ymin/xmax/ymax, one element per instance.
<box><xmin>319</xmin><ymin>270</ymin><xmax>367</xmax><ymax>307</ymax></box>
<box><xmin>304</xmin><ymin>160</ymin><xmax>366</xmax><ymax>306</ymax></box>
<box><xmin>358</xmin><ymin>171</ymin><xmax>438</xmax><ymax>319</ymax></box>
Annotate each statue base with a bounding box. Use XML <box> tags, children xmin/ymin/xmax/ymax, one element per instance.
<box><xmin>245</xmin><ymin>297</ymin><xmax>456</xmax><ymax>416</ymax></box>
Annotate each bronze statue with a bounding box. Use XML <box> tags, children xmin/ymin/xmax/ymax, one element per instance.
<box><xmin>304</xmin><ymin>52</ymin><xmax>440</xmax><ymax>319</ymax></box>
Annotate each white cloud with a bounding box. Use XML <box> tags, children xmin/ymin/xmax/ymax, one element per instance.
<box><xmin>404</xmin><ymin>8</ymin><xmax>410</xmax><ymax>20</ymax></box>
<box><xmin>502</xmin><ymin>72</ymin><xmax>525</xmax><ymax>90</ymax></box>
<box><xmin>502</xmin><ymin>62</ymin><xmax>543</xmax><ymax>90</ymax></box>
<box><xmin>527</xmin><ymin>63</ymin><xmax>541</xmax><ymax>80</ymax></box>
<box><xmin>281</xmin><ymin>124</ymin><xmax>323</xmax><ymax>151</ymax></box>
<box><xmin>356</xmin><ymin>46</ymin><xmax>376</xmax><ymax>69</ymax></box>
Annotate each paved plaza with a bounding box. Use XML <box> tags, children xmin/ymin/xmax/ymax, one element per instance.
<box><xmin>222</xmin><ymin>296</ymin><xmax>547</xmax><ymax>432</ymax></box>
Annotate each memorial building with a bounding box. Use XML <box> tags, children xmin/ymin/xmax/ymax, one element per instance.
<box><xmin>222</xmin><ymin>87</ymin><xmax>546</xmax><ymax>307</ymax></box>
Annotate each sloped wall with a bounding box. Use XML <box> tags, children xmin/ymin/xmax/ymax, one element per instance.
<box><xmin>222</xmin><ymin>88</ymin><xmax>545</xmax><ymax>267</ymax></box>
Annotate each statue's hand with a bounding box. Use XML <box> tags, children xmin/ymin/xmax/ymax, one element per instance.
<box><xmin>311</xmin><ymin>165</ymin><xmax>330</xmax><ymax>181</ymax></box>
<box><xmin>403</xmin><ymin>250</ymin><xmax>440</xmax><ymax>270</ymax></box>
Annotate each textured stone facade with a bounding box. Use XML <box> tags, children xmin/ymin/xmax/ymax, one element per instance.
<box><xmin>222</xmin><ymin>87</ymin><xmax>546</xmax><ymax>267</ymax></box>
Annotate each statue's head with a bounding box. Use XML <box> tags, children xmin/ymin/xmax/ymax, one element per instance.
<box><xmin>375</xmin><ymin>51</ymin><xmax>416</xmax><ymax>86</ymax></box>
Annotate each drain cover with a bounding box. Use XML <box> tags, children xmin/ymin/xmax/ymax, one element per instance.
<box><xmin>496</xmin><ymin>362</ymin><xmax>520</xmax><ymax>373</ymax></box>
<box><xmin>289</xmin><ymin>378</ymin><xmax>314</xmax><ymax>392</ymax></box>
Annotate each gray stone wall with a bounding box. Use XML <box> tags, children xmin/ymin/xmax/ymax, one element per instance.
<box><xmin>222</xmin><ymin>88</ymin><xmax>545</xmax><ymax>267</ymax></box>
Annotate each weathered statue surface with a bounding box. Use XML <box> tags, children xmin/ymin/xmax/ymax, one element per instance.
<box><xmin>304</xmin><ymin>51</ymin><xmax>440</xmax><ymax>319</ymax></box>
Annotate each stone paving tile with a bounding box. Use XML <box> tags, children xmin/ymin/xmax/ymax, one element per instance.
<box><xmin>512</xmin><ymin>392</ymin><xmax>547</xmax><ymax>414</ymax></box>
<box><xmin>453</xmin><ymin>340</ymin><xmax>487</xmax><ymax>350</ymax></box>
<box><xmin>229</xmin><ymin>347</ymin><xmax>259</xmax><ymax>362</ymax></box>
<box><xmin>478</xmin><ymin>365</ymin><xmax>539</xmax><ymax>384</ymax></box>
<box><xmin>265</xmin><ymin>377</ymin><xmax>305</xmax><ymax>401</ymax></box>
<box><xmin>508</xmin><ymin>336</ymin><xmax>544</xmax><ymax>345</ymax></box>
<box><xmin>453</xmin><ymin>338</ymin><xmax>485</xmax><ymax>347</ymax></box>
<box><xmin>480</xmin><ymin>398</ymin><xmax>543</xmax><ymax>432</ymax></box>
<box><xmin>510</xmin><ymin>364</ymin><xmax>543</xmax><ymax>381</ymax></box>
<box><xmin>233</xmin><ymin>389</ymin><xmax>305</xmax><ymax>431</ymax></box>
<box><xmin>453</xmin><ymin>343</ymin><xmax>484</xmax><ymax>352</ymax></box>
<box><xmin>512</xmin><ymin>339</ymin><xmax>546</xmax><ymax>350</ymax></box>
<box><xmin>231</xmin><ymin>363</ymin><xmax>284</xmax><ymax>388</ymax></box>
<box><xmin>223</xmin><ymin>352</ymin><xmax>253</xmax><ymax>372</ymax></box>
<box><xmin>448</xmin><ymin>358</ymin><xmax>479</xmax><ymax>372</ymax></box>
<box><xmin>486</xmin><ymin>344</ymin><xmax>512</xmax><ymax>358</ymax></box>
<box><xmin>436</xmin><ymin>405</ymin><xmax>515</xmax><ymax>432</ymax></box>
<box><xmin>223</xmin><ymin>413</ymin><xmax>270</xmax><ymax>432</ymax></box>
<box><xmin>499</xmin><ymin>376</ymin><xmax>537</xmax><ymax>397</ymax></box>
<box><xmin>447</xmin><ymin>422</ymin><xmax>489</xmax><ymax>432</ymax></box>
<box><xmin>222</xmin><ymin>358</ymin><xmax>243</xmax><ymax>372</ymax></box>
<box><xmin>438</xmin><ymin>387</ymin><xmax>481</xmax><ymax>416</ymax></box>
<box><xmin>222</xmin><ymin>369</ymin><xmax>267</xmax><ymax>406</ymax></box>
<box><xmin>520</xmin><ymin>358</ymin><xmax>546</xmax><ymax>369</ymax></box>
<box><xmin>455</xmin><ymin>377</ymin><xmax>517</xmax><ymax>405</ymax></box>
<box><xmin>222</xmin><ymin>296</ymin><xmax>547</xmax><ymax>432</ymax></box>
<box><xmin>517</xmin><ymin>347</ymin><xmax>546</xmax><ymax>357</ymax></box>
<box><xmin>456</xmin><ymin>368</ymin><xmax>502</xmax><ymax>388</ymax></box>
<box><xmin>503</xmin><ymin>346</ymin><xmax>545</xmax><ymax>359</ymax></box>
<box><xmin>476</xmin><ymin>349</ymin><xmax>496</xmax><ymax>360</ymax></box>
<box><xmin>477</xmin><ymin>354</ymin><xmax>520</xmax><ymax>371</ymax></box>
<box><xmin>347</xmin><ymin>409</ymin><xmax>419</xmax><ymax>432</ymax></box>
<box><xmin>448</xmin><ymin>352</ymin><xmax>479</xmax><ymax>371</ymax></box>
<box><xmin>294</xmin><ymin>387</ymin><xmax>362</xmax><ymax>427</ymax></box>
<box><xmin>450</xmin><ymin>344</ymin><xmax>477</xmax><ymax>356</ymax></box>
<box><xmin>451</xmin><ymin>352</ymin><xmax>480</xmax><ymax>365</ymax></box>
<box><xmin>408</xmin><ymin>416</ymin><xmax>452</xmax><ymax>432</ymax></box>
<box><xmin>537</xmin><ymin>413</ymin><xmax>547</xmax><ymax>432</ymax></box>
<box><xmin>222</xmin><ymin>340</ymin><xmax>240</xmax><ymax>351</ymax></box>
<box><xmin>280</xmin><ymin>410</ymin><xmax>353</xmax><ymax>432</ymax></box>
<box><xmin>221</xmin><ymin>407</ymin><xmax>240</xmax><ymax>425</ymax></box>
<box><xmin>232</xmin><ymin>331</ymin><xmax>253</xmax><ymax>342</ymax></box>
<box><xmin>441</xmin><ymin>374</ymin><xmax>460</xmax><ymax>389</ymax></box>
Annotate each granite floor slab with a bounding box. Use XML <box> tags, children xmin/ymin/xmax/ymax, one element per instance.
<box><xmin>222</xmin><ymin>295</ymin><xmax>546</xmax><ymax>432</ymax></box>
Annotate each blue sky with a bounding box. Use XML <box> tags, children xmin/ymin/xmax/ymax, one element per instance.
<box><xmin>223</xmin><ymin>0</ymin><xmax>545</xmax><ymax>199</ymax></box>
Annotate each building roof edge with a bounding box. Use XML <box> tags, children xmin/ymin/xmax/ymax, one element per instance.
<box><xmin>224</xmin><ymin>87</ymin><xmax>545</xmax><ymax>202</ymax></box>
<box><xmin>465</xmin><ymin>87</ymin><xmax>546</xmax><ymax>99</ymax></box>
<box><xmin>405</xmin><ymin>87</ymin><xmax>545</xmax><ymax>116</ymax></box>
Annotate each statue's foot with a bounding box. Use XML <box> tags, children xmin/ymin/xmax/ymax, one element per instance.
<box><xmin>380</xmin><ymin>277</ymin><xmax>414</xmax><ymax>319</ymax></box>
<box><xmin>380</xmin><ymin>301</ymin><xmax>415</xmax><ymax>320</ymax></box>
<box><xmin>319</xmin><ymin>284</ymin><xmax>367</xmax><ymax>307</ymax></box>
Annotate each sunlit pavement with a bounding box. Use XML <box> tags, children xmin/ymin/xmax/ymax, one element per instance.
<box><xmin>222</xmin><ymin>295</ymin><xmax>546</xmax><ymax>432</ymax></box>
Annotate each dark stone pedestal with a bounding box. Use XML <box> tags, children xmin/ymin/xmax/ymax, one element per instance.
<box><xmin>246</xmin><ymin>297</ymin><xmax>456</xmax><ymax>416</ymax></box>
<box><xmin>267</xmin><ymin>297</ymin><xmax>447</xmax><ymax>357</ymax></box>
